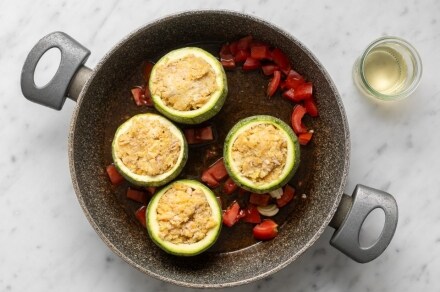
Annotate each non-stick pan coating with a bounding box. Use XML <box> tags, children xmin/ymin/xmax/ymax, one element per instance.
<box><xmin>69</xmin><ymin>11</ymin><xmax>349</xmax><ymax>287</ymax></box>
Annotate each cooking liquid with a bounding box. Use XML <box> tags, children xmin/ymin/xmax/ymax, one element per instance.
<box><xmin>104</xmin><ymin>41</ymin><xmax>310</xmax><ymax>253</ymax></box>
<box><xmin>363</xmin><ymin>45</ymin><xmax>407</xmax><ymax>95</ymax></box>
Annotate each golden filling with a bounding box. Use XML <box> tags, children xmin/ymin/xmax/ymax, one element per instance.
<box><xmin>156</xmin><ymin>183</ymin><xmax>217</xmax><ymax>244</ymax></box>
<box><xmin>151</xmin><ymin>54</ymin><xmax>218</xmax><ymax>111</ymax></box>
<box><xmin>116</xmin><ymin>118</ymin><xmax>181</xmax><ymax>176</ymax></box>
<box><xmin>231</xmin><ymin>123</ymin><xmax>287</xmax><ymax>185</ymax></box>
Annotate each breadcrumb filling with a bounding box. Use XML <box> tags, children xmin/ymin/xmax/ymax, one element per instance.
<box><xmin>231</xmin><ymin>123</ymin><xmax>287</xmax><ymax>185</ymax></box>
<box><xmin>156</xmin><ymin>183</ymin><xmax>217</xmax><ymax>244</ymax></box>
<box><xmin>151</xmin><ymin>54</ymin><xmax>217</xmax><ymax>111</ymax></box>
<box><xmin>116</xmin><ymin>118</ymin><xmax>181</xmax><ymax>176</ymax></box>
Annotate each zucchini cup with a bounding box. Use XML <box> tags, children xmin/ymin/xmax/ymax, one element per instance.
<box><xmin>224</xmin><ymin>115</ymin><xmax>300</xmax><ymax>194</ymax></box>
<box><xmin>146</xmin><ymin>180</ymin><xmax>222</xmax><ymax>256</ymax></box>
<box><xmin>112</xmin><ymin>113</ymin><xmax>188</xmax><ymax>187</ymax></box>
<box><xmin>149</xmin><ymin>47</ymin><xmax>228</xmax><ymax>124</ymax></box>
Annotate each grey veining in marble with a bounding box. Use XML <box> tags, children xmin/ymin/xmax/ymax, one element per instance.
<box><xmin>1</xmin><ymin>0</ymin><xmax>440</xmax><ymax>291</ymax></box>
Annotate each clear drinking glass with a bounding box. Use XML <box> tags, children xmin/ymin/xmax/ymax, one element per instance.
<box><xmin>353</xmin><ymin>36</ymin><xmax>422</xmax><ymax>101</ymax></box>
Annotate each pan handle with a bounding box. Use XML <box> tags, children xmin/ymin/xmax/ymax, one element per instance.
<box><xmin>21</xmin><ymin>31</ymin><xmax>92</xmax><ymax>110</ymax></box>
<box><xmin>329</xmin><ymin>184</ymin><xmax>398</xmax><ymax>263</ymax></box>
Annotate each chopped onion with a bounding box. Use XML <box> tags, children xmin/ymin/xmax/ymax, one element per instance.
<box><xmin>257</xmin><ymin>204</ymin><xmax>279</xmax><ymax>217</ymax></box>
<box><xmin>269</xmin><ymin>188</ymin><xmax>283</xmax><ymax>199</ymax></box>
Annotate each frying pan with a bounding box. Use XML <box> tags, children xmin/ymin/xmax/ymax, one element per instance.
<box><xmin>20</xmin><ymin>10</ymin><xmax>398</xmax><ymax>288</ymax></box>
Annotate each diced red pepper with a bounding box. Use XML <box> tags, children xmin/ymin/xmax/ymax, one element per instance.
<box><xmin>271</xmin><ymin>48</ymin><xmax>290</xmax><ymax>71</ymax></box>
<box><xmin>237</xmin><ymin>209</ymin><xmax>246</xmax><ymax>220</ymax></box>
<box><xmin>242</xmin><ymin>57</ymin><xmax>261</xmax><ymax>71</ymax></box>
<box><xmin>253</xmin><ymin>219</ymin><xmax>278</xmax><ymax>240</ymax></box>
<box><xmin>276</xmin><ymin>185</ymin><xmax>295</xmax><ymax>207</ymax></box>
<box><xmin>229</xmin><ymin>41</ymin><xmax>238</xmax><ymax>55</ymax></box>
<box><xmin>221</xmin><ymin>56</ymin><xmax>236</xmax><ymax>69</ymax></box>
<box><xmin>145</xmin><ymin>187</ymin><xmax>156</xmax><ymax>196</ymax></box>
<box><xmin>282</xmin><ymin>89</ymin><xmax>309</xmax><ymax>103</ymax></box>
<box><xmin>237</xmin><ymin>35</ymin><xmax>253</xmax><ymax>51</ymax></box>
<box><xmin>144</xmin><ymin>62</ymin><xmax>154</xmax><ymax>83</ymax></box>
<box><xmin>267</xmin><ymin>70</ymin><xmax>281</xmax><ymax>97</ymax></box>
<box><xmin>283</xmin><ymin>69</ymin><xmax>305</xmax><ymax>90</ymax></box>
<box><xmin>131</xmin><ymin>86</ymin><xmax>153</xmax><ymax>107</ymax></box>
<box><xmin>262</xmin><ymin>64</ymin><xmax>279</xmax><ymax>76</ymax></box>
<box><xmin>185</xmin><ymin>127</ymin><xmax>215</xmax><ymax>144</ymax></box>
<box><xmin>220</xmin><ymin>43</ymin><xmax>231</xmax><ymax>57</ymax></box>
<box><xmin>106</xmin><ymin>164</ymin><xmax>124</xmax><ymax>185</ymax></box>
<box><xmin>280</xmin><ymin>81</ymin><xmax>286</xmax><ymax>90</ymax></box>
<box><xmin>282</xmin><ymin>83</ymin><xmax>312</xmax><ymax>103</ymax></box>
<box><xmin>220</xmin><ymin>44</ymin><xmax>235</xmax><ymax>68</ymax></box>
<box><xmin>184</xmin><ymin>128</ymin><xmax>197</xmax><ymax>144</ymax></box>
<box><xmin>206</xmin><ymin>158</ymin><xmax>228</xmax><ymax>181</ymax></box>
<box><xmin>201</xmin><ymin>171</ymin><xmax>220</xmax><ymax>188</ymax></box>
<box><xmin>250</xmin><ymin>41</ymin><xmax>272</xmax><ymax>60</ymax></box>
<box><xmin>249</xmin><ymin>193</ymin><xmax>271</xmax><ymax>206</ymax></box>
<box><xmin>241</xmin><ymin>205</ymin><xmax>262</xmax><ymax>224</ymax></box>
<box><xmin>131</xmin><ymin>87</ymin><xmax>145</xmax><ymax>106</ymax></box>
<box><xmin>291</xmin><ymin>105</ymin><xmax>308</xmax><ymax>134</ymax></box>
<box><xmin>126</xmin><ymin>188</ymin><xmax>147</xmax><ymax>204</ymax></box>
<box><xmin>298</xmin><ymin>132</ymin><xmax>313</xmax><ymax>146</ymax></box>
<box><xmin>282</xmin><ymin>88</ymin><xmax>296</xmax><ymax>102</ymax></box>
<box><xmin>234</xmin><ymin>50</ymin><xmax>249</xmax><ymax>63</ymax></box>
<box><xmin>294</xmin><ymin>82</ymin><xmax>313</xmax><ymax>100</ymax></box>
<box><xmin>195</xmin><ymin>126</ymin><xmax>214</xmax><ymax>141</ymax></box>
<box><xmin>135</xmin><ymin>206</ymin><xmax>147</xmax><ymax>228</ymax></box>
<box><xmin>286</xmin><ymin>69</ymin><xmax>303</xmax><ymax>79</ymax></box>
<box><xmin>223</xmin><ymin>177</ymin><xmax>238</xmax><ymax>195</ymax></box>
<box><xmin>251</xmin><ymin>45</ymin><xmax>270</xmax><ymax>60</ymax></box>
<box><xmin>223</xmin><ymin>201</ymin><xmax>241</xmax><ymax>227</ymax></box>
<box><xmin>304</xmin><ymin>99</ymin><xmax>319</xmax><ymax>117</ymax></box>
<box><xmin>143</xmin><ymin>87</ymin><xmax>154</xmax><ymax>107</ymax></box>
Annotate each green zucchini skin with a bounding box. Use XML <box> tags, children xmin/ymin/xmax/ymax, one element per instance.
<box><xmin>146</xmin><ymin>179</ymin><xmax>222</xmax><ymax>256</ymax></box>
<box><xmin>223</xmin><ymin>115</ymin><xmax>300</xmax><ymax>194</ymax></box>
<box><xmin>149</xmin><ymin>47</ymin><xmax>228</xmax><ymax>125</ymax></box>
<box><xmin>112</xmin><ymin>113</ymin><xmax>188</xmax><ymax>187</ymax></box>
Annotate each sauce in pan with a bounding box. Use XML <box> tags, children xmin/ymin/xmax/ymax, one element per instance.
<box><xmin>103</xmin><ymin>42</ymin><xmax>314</xmax><ymax>253</ymax></box>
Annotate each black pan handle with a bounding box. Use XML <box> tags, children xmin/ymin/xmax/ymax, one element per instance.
<box><xmin>329</xmin><ymin>184</ymin><xmax>398</xmax><ymax>263</ymax></box>
<box><xmin>21</xmin><ymin>31</ymin><xmax>91</xmax><ymax>110</ymax></box>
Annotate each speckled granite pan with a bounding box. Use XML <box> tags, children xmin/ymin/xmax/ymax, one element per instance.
<box><xmin>21</xmin><ymin>10</ymin><xmax>398</xmax><ymax>289</ymax></box>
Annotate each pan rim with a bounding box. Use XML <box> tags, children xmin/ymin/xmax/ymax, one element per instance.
<box><xmin>68</xmin><ymin>9</ymin><xmax>350</xmax><ymax>288</ymax></box>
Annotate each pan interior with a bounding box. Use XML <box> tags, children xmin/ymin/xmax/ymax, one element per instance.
<box><xmin>70</xmin><ymin>11</ymin><xmax>349</xmax><ymax>287</ymax></box>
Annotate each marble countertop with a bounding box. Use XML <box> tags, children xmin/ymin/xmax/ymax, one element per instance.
<box><xmin>1</xmin><ymin>0</ymin><xmax>439</xmax><ymax>291</ymax></box>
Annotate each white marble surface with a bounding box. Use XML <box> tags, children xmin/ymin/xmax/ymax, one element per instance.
<box><xmin>1</xmin><ymin>0</ymin><xmax>439</xmax><ymax>291</ymax></box>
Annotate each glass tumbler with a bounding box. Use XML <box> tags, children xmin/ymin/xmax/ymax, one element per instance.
<box><xmin>353</xmin><ymin>36</ymin><xmax>422</xmax><ymax>101</ymax></box>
